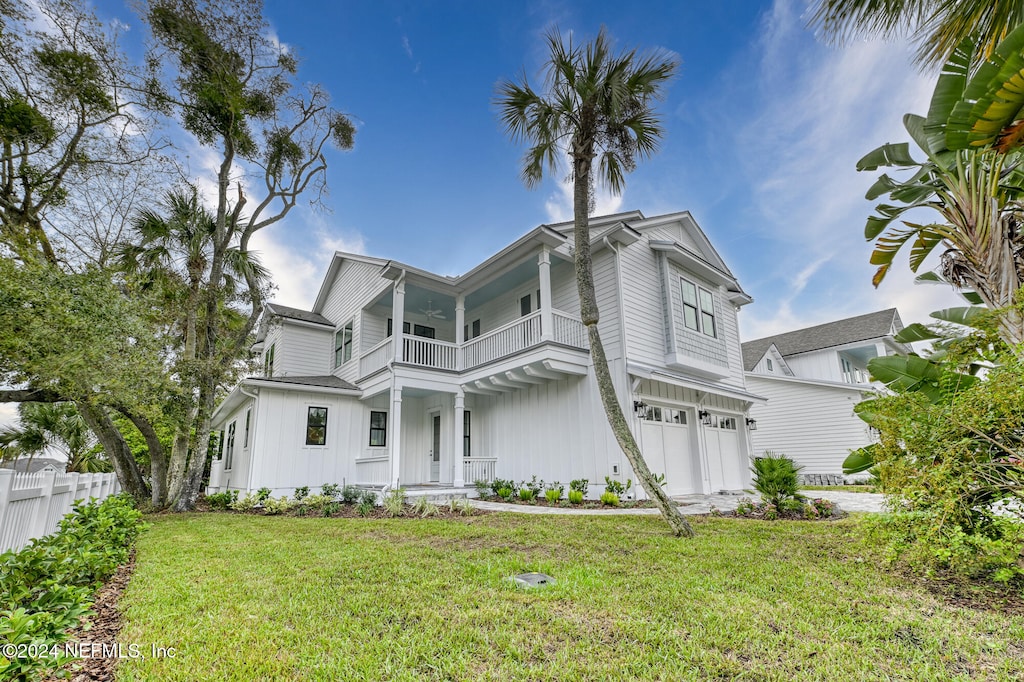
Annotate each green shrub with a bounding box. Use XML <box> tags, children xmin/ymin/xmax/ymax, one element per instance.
<box><xmin>358</xmin><ymin>489</ymin><xmax>378</xmax><ymax>506</ymax></box>
<box><xmin>600</xmin><ymin>491</ymin><xmax>620</xmax><ymax>507</ymax></box>
<box><xmin>263</xmin><ymin>497</ymin><xmax>292</xmax><ymax>515</ymax></box>
<box><xmin>321</xmin><ymin>483</ymin><xmax>341</xmax><ymax>500</ymax></box>
<box><xmin>449</xmin><ymin>498</ymin><xmax>474</xmax><ymax>515</ymax></box>
<box><xmin>473</xmin><ymin>479</ymin><xmax>491</xmax><ymax>498</ymax></box>
<box><xmin>356</xmin><ymin>500</ymin><xmax>374</xmax><ymax>517</ymax></box>
<box><xmin>255</xmin><ymin>487</ymin><xmax>272</xmax><ymax>502</ymax></box>
<box><xmin>230</xmin><ymin>492</ymin><xmax>259</xmax><ymax>512</ymax></box>
<box><xmin>569</xmin><ymin>478</ymin><xmax>589</xmax><ymax>494</ymax></box>
<box><xmin>518</xmin><ymin>487</ymin><xmax>535</xmax><ymax>501</ymax></box>
<box><xmin>751</xmin><ymin>452</ymin><xmax>804</xmax><ymax>508</ymax></box>
<box><xmin>604</xmin><ymin>476</ymin><xmax>631</xmax><ymax>498</ymax></box>
<box><xmin>735</xmin><ymin>497</ymin><xmax>756</xmax><ymax>516</ymax></box>
<box><xmin>341</xmin><ymin>485</ymin><xmax>360</xmax><ymax>505</ymax></box>
<box><xmin>568</xmin><ymin>490</ymin><xmax>584</xmax><ymax>504</ymax></box>
<box><xmin>0</xmin><ymin>495</ymin><xmax>144</xmax><ymax>681</ymax></box>
<box><xmin>383</xmin><ymin>488</ymin><xmax>406</xmax><ymax>517</ymax></box>
<box><xmin>322</xmin><ymin>502</ymin><xmax>340</xmax><ymax>517</ymax></box>
<box><xmin>301</xmin><ymin>494</ymin><xmax>332</xmax><ymax>512</ymax></box>
<box><xmin>293</xmin><ymin>486</ymin><xmax>310</xmax><ymax>501</ymax></box>
<box><xmin>519</xmin><ymin>476</ymin><xmax>543</xmax><ymax>498</ymax></box>
<box><xmin>545</xmin><ymin>488</ymin><xmax>562</xmax><ymax>503</ymax></box>
<box><xmin>206</xmin><ymin>490</ymin><xmax>237</xmax><ymax>510</ymax></box>
<box><xmin>490</xmin><ymin>478</ymin><xmax>515</xmax><ymax>497</ymax></box>
<box><xmin>411</xmin><ymin>496</ymin><xmax>439</xmax><ymax>517</ymax></box>
<box><xmin>497</xmin><ymin>487</ymin><xmax>514</xmax><ymax>501</ymax></box>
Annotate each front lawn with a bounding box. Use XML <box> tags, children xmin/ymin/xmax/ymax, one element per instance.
<box><xmin>117</xmin><ymin>513</ymin><xmax>1023</xmax><ymax>681</ymax></box>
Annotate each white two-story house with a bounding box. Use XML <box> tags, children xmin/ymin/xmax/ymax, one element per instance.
<box><xmin>742</xmin><ymin>308</ymin><xmax>907</xmax><ymax>481</ymax></box>
<box><xmin>207</xmin><ymin>210</ymin><xmax>763</xmax><ymax>499</ymax></box>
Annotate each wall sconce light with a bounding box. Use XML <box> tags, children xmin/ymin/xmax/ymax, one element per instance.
<box><xmin>698</xmin><ymin>409</ymin><xmax>712</xmax><ymax>426</ymax></box>
<box><xmin>633</xmin><ymin>400</ymin><xmax>647</xmax><ymax>417</ymax></box>
<box><xmin>745</xmin><ymin>417</ymin><xmax>757</xmax><ymax>431</ymax></box>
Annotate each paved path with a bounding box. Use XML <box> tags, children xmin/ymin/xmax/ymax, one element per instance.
<box><xmin>470</xmin><ymin>491</ymin><xmax>886</xmax><ymax>516</ymax></box>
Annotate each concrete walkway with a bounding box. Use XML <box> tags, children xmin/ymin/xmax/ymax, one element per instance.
<box><xmin>469</xmin><ymin>490</ymin><xmax>886</xmax><ymax>516</ymax></box>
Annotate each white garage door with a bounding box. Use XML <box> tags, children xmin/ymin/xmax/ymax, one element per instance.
<box><xmin>638</xmin><ymin>406</ymin><xmax>698</xmax><ymax>495</ymax></box>
<box><xmin>705</xmin><ymin>414</ymin><xmax>744</xmax><ymax>492</ymax></box>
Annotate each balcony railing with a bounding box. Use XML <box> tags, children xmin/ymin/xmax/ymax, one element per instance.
<box><xmin>462</xmin><ymin>310</ymin><xmax>542</xmax><ymax>369</ymax></box>
<box><xmin>462</xmin><ymin>457</ymin><xmax>497</xmax><ymax>484</ymax></box>
<box><xmin>359</xmin><ymin>337</ymin><xmax>393</xmax><ymax>377</ymax></box>
<box><xmin>842</xmin><ymin>369</ymin><xmax>870</xmax><ymax>384</ymax></box>
<box><xmin>404</xmin><ymin>336</ymin><xmax>458</xmax><ymax>371</ymax></box>
<box><xmin>552</xmin><ymin>310</ymin><xmax>588</xmax><ymax>349</ymax></box>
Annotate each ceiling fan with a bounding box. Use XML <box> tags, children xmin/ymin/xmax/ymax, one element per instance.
<box><xmin>420</xmin><ymin>300</ymin><xmax>446</xmax><ymax>320</ymax></box>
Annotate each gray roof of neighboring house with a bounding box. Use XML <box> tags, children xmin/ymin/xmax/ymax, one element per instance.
<box><xmin>265</xmin><ymin>302</ymin><xmax>333</xmax><ymax>327</ymax></box>
<box><xmin>252</xmin><ymin>375</ymin><xmax>359</xmax><ymax>391</ymax></box>
<box><xmin>0</xmin><ymin>457</ymin><xmax>65</xmax><ymax>473</ymax></box>
<box><xmin>741</xmin><ymin>308</ymin><xmax>903</xmax><ymax>371</ymax></box>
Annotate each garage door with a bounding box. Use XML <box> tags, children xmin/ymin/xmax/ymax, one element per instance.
<box><xmin>638</xmin><ymin>406</ymin><xmax>698</xmax><ymax>495</ymax></box>
<box><xmin>705</xmin><ymin>414</ymin><xmax>744</xmax><ymax>492</ymax></box>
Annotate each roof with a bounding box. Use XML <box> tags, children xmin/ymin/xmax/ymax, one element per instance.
<box><xmin>0</xmin><ymin>457</ymin><xmax>65</xmax><ymax>473</ymax></box>
<box><xmin>265</xmin><ymin>302</ymin><xmax>333</xmax><ymax>327</ymax></box>
<box><xmin>742</xmin><ymin>309</ymin><xmax>903</xmax><ymax>370</ymax></box>
<box><xmin>253</xmin><ymin>375</ymin><xmax>359</xmax><ymax>391</ymax></box>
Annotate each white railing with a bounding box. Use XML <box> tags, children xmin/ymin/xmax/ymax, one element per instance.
<box><xmin>552</xmin><ymin>311</ymin><xmax>589</xmax><ymax>349</ymax></box>
<box><xmin>359</xmin><ymin>337</ymin><xmax>394</xmax><ymax>377</ymax></box>
<box><xmin>842</xmin><ymin>369</ymin><xmax>871</xmax><ymax>384</ymax></box>
<box><xmin>0</xmin><ymin>469</ymin><xmax>121</xmax><ymax>554</ymax></box>
<box><xmin>462</xmin><ymin>457</ymin><xmax>497</xmax><ymax>484</ymax></box>
<box><xmin>462</xmin><ymin>311</ymin><xmax>542</xmax><ymax>369</ymax></box>
<box><xmin>403</xmin><ymin>335</ymin><xmax>458</xmax><ymax>371</ymax></box>
<box><xmin>354</xmin><ymin>456</ymin><xmax>390</xmax><ymax>485</ymax></box>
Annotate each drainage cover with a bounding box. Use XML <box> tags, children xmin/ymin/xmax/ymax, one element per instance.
<box><xmin>510</xmin><ymin>572</ymin><xmax>555</xmax><ymax>589</ymax></box>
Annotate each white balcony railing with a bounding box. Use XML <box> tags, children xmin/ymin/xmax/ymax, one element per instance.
<box><xmin>359</xmin><ymin>337</ymin><xmax>393</xmax><ymax>377</ymax></box>
<box><xmin>842</xmin><ymin>369</ymin><xmax>870</xmax><ymax>384</ymax></box>
<box><xmin>462</xmin><ymin>457</ymin><xmax>497</xmax><ymax>484</ymax></box>
<box><xmin>462</xmin><ymin>310</ymin><xmax>542</xmax><ymax>370</ymax></box>
<box><xmin>552</xmin><ymin>310</ymin><xmax>588</xmax><ymax>349</ymax></box>
<box><xmin>403</xmin><ymin>335</ymin><xmax>458</xmax><ymax>371</ymax></box>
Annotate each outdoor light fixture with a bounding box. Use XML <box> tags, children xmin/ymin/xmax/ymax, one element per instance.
<box><xmin>633</xmin><ymin>400</ymin><xmax>647</xmax><ymax>416</ymax></box>
<box><xmin>698</xmin><ymin>409</ymin><xmax>712</xmax><ymax>426</ymax></box>
<box><xmin>745</xmin><ymin>417</ymin><xmax>758</xmax><ymax>431</ymax></box>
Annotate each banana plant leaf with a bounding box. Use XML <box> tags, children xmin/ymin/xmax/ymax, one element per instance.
<box><xmin>867</xmin><ymin>354</ymin><xmax>945</xmax><ymax>403</ymax></box>
<box><xmin>929</xmin><ymin>306</ymin><xmax>987</xmax><ymax>328</ymax></box>
<box><xmin>843</xmin><ymin>444</ymin><xmax>880</xmax><ymax>475</ymax></box>
<box><xmin>894</xmin><ymin>323</ymin><xmax>941</xmax><ymax>344</ymax></box>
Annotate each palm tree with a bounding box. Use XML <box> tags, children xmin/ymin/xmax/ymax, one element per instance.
<box><xmin>497</xmin><ymin>27</ymin><xmax>693</xmax><ymax>537</ymax></box>
<box><xmin>0</xmin><ymin>402</ymin><xmax>110</xmax><ymax>473</ymax></box>
<box><xmin>808</xmin><ymin>0</ymin><xmax>1024</xmax><ymax>69</ymax></box>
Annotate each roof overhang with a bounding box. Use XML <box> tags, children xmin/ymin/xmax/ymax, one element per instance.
<box><xmin>744</xmin><ymin>372</ymin><xmax>880</xmax><ymax>393</ymax></box>
<box><xmin>628</xmin><ymin>362</ymin><xmax>768</xmax><ymax>404</ymax></box>
<box><xmin>212</xmin><ymin>377</ymin><xmax>362</xmax><ymax>425</ymax></box>
<box><xmin>650</xmin><ymin>241</ymin><xmax>752</xmax><ymax>306</ymax></box>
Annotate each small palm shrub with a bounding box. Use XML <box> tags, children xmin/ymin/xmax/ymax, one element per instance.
<box><xmin>600</xmin><ymin>491</ymin><xmax>620</xmax><ymax>506</ymax></box>
<box><xmin>751</xmin><ymin>452</ymin><xmax>804</xmax><ymax>508</ymax></box>
<box><xmin>568</xmin><ymin>490</ymin><xmax>584</xmax><ymax>504</ymax></box>
<box><xmin>491</xmin><ymin>478</ymin><xmax>515</xmax><ymax>497</ymax></box>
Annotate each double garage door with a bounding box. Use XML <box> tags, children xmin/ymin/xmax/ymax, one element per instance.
<box><xmin>639</xmin><ymin>406</ymin><xmax>744</xmax><ymax>494</ymax></box>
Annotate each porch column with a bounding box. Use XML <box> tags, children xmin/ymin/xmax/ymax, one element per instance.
<box><xmin>455</xmin><ymin>293</ymin><xmax>465</xmax><ymax>371</ymax></box>
<box><xmin>453</xmin><ymin>391</ymin><xmax>465</xmax><ymax>488</ymax></box>
<box><xmin>538</xmin><ymin>246</ymin><xmax>553</xmax><ymax>341</ymax></box>
<box><xmin>392</xmin><ymin>276</ymin><xmax>405</xmax><ymax>362</ymax></box>
<box><xmin>390</xmin><ymin>382</ymin><xmax>403</xmax><ymax>488</ymax></box>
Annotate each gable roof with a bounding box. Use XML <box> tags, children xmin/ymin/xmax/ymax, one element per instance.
<box><xmin>1</xmin><ymin>457</ymin><xmax>64</xmax><ymax>473</ymax></box>
<box><xmin>265</xmin><ymin>302</ymin><xmax>333</xmax><ymax>327</ymax></box>
<box><xmin>742</xmin><ymin>309</ymin><xmax>903</xmax><ymax>370</ymax></box>
<box><xmin>252</xmin><ymin>375</ymin><xmax>359</xmax><ymax>391</ymax></box>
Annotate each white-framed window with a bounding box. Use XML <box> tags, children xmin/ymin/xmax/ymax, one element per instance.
<box><xmin>243</xmin><ymin>408</ymin><xmax>251</xmax><ymax>448</ymax></box>
<box><xmin>224</xmin><ymin>421</ymin><xmax>236</xmax><ymax>470</ymax></box>
<box><xmin>463</xmin><ymin>410</ymin><xmax>471</xmax><ymax>457</ymax></box>
<box><xmin>766</xmin><ymin>358</ymin><xmax>773</xmax><ymax>372</ymax></box>
<box><xmin>264</xmin><ymin>343</ymin><xmax>275</xmax><ymax>377</ymax></box>
<box><xmin>640</xmin><ymin>406</ymin><xmax>687</xmax><ymax>425</ymax></box>
<box><xmin>680</xmin><ymin>278</ymin><xmax>717</xmax><ymax>338</ymax></box>
<box><xmin>305</xmin><ymin>406</ymin><xmax>328</xmax><ymax>446</ymax></box>
<box><xmin>335</xmin><ymin>321</ymin><xmax>353</xmax><ymax>367</ymax></box>
<box><xmin>369</xmin><ymin>410</ymin><xmax>387</xmax><ymax>447</ymax></box>
<box><xmin>718</xmin><ymin>417</ymin><xmax>737</xmax><ymax>430</ymax></box>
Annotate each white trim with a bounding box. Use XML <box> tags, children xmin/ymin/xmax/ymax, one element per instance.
<box><xmin>744</xmin><ymin>371</ymin><xmax>880</xmax><ymax>393</ymax></box>
<box><xmin>628</xmin><ymin>361</ymin><xmax>768</xmax><ymax>403</ymax></box>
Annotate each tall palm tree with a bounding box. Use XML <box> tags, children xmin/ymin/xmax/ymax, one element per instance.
<box><xmin>497</xmin><ymin>27</ymin><xmax>693</xmax><ymax>537</ymax></box>
<box><xmin>0</xmin><ymin>402</ymin><xmax>110</xmax><ymax>473</ymax></box>
<box><xmin>808</xmin><ymin>0</ymin><xmax>1024</xmax><ymax>69</ymax></box>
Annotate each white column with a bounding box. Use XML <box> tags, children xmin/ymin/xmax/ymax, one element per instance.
<box><xmin>453</xmin><ymin>391</ymin><xmax>465</xmax><ymax>487</ymax></box>
<box><xmin>538</xmin><ymin>247</ymin><xmax>553</xmax><ymax>341</ymax></box>
<box><xmin>389</xmin><ymin>382</ymin><xmax>403</xmax><ymax>488</ymax></box>
<box><xmin>455</xmin><ymin>293</ymin><xmax>465</xmax><ymax>371</ymax></box>
<box><xmin>392</xmin><ymin>277</ymin><xmax>406</xmax><ymax>362</ymax></box>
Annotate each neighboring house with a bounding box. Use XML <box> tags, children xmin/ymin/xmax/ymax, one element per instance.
<box><xmin>742</xmin><ymin>309</ymin><xmax>908</xmax><ymax>480</ymax></box>
<box><xmin>0</xmin><ymin>457</ymin><xmax>64</xmax><ymax>474</ymax></box>
<box><xmin>208</xmin><ymin>210</ymin><xmax>764</xmax><ymax>499</ymax></box>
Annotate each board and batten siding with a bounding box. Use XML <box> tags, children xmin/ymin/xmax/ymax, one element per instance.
<box><xmin>783</xmin><ymin>350</ymin><xmax>845</xmax><ymax>383</ymax></box>
<box><xmin>215</xmin><ymin>398</ymin><xmax>254</xmax><ymax>492</ymax></box>
<box><xmin>320</xmin><ymin>259</ymin><xmax>392</xmax><ymax>384</ymax></box>
<box><xmin>746</xmin><ymin>374</ymin><xmax>874</xmax><ymax>475</ymax></box>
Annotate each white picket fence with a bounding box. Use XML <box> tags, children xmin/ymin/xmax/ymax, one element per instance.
<box><xmin>0</xmin><ymin>469</ymin><xmax>121</xmax><ymax>554</ymax></box>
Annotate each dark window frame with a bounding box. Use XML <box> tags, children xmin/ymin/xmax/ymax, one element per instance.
<box><xmin>305</xmin><ymin>406</ymin><xmax>328</xmax><ymax>446</ymax></box>
<box><xmin>369</xmin><ymin>410</ymin><xmax>387</xmax><ymax>447</ymax></box>
<box><xmin>463</xmin><ymin>410</ymin><xmax>471</xmax><ymax>457</ymax></box>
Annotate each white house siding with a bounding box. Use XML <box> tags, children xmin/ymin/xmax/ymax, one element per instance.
<box><xmin>591</xmin><ymin>248</ymin><xmax>622</xmax><ymax>362</ymax></box>
<box><xmin>784</xmin><ymin>350</ymin><xmax>844</xmax><ymax>383</ymax></box>
<box><xmin>320</xmin><ymin>259</ymin><xmax>391</xmax><ymax>384</ymax></box>
<box><xmin>216</xmin><ymin>398</ymin><xmax>254</xmax><ymax>492</ymax></box>
<box><xmin>247</xmin><ymin>388</ymin><xmax>364</xmax><ymax>496</ymax></box>
<box><xmin>746</xmin><ymin>374</ymin><xmax>874</xmax><ymax>475</ymax></box>
<box><xmin>275</xmin><ymin>324</ymin><xmax>332</xmax><ymax>376</ymax></box>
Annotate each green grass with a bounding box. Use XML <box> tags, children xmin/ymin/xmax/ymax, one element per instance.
<box><xmin>117</xmin><ymin>513</ymin><xmax>1023</xmax><ymax>681</ymax></box>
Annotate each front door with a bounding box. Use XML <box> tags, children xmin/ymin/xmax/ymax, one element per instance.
<box><xmin>430</xmin><ymin>414</ymin><xmax>441</xmax><ymax>482</ymax></box>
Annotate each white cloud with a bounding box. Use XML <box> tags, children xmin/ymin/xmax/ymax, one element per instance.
<box><xmin>0</xmin><ymin>403</ymin><xmax>17</xmax><ymax>430</ymax></box>
<box><xmin>543</xmin><ymin>175</ymin><xmax>624</xmax><ymax>224</ymax></box>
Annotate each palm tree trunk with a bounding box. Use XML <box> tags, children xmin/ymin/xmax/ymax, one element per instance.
<box><xmin>571</xmin><ymin>148</ymin><xmax>694</xmax><ymax>537</ymax></box>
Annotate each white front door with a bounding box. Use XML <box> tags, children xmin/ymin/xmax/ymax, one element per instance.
<box><xmin>638</xmin><ymin>406</ymin><xmax>698</xmax><ymax>495</ymax></box>
<box><xmin>430</xmin><ymin>414</ymin><xmax>441</xmax><ymax>482</ymax></box>
<box><xmin>705</xmin><ymin>414</ymin><xmax>744</xmax><ymax>491</ymax></box>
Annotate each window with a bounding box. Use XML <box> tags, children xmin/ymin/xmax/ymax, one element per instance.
<box><xmin>642</xmin><ymin>405</ymin><xmax>662</xmax><ymax>421</ymax></box>
<box><xmin>224</xmin><ymin>422</ymin><xmax>236</xmax><ymax>469</ymax></box>
<box><xmin>520</xmin><ymin>294</ymin><xmax>532</xmax><ymax>317</ymax></box>
<box><xmin>641</xmin><ymin>406</ymin><xmax>687</xmax><ymax>424</ymax></box>
<box><xmin>680</xmin><ymin>278</ymin><xmax>717</xmax><ymax>338</ymax></box>
<box><xmin>718</xmin><ymin>417</ymin><xmax>737</xmax><ymax>430</ymax></box>
<box><xmin>766</xmin><ymin>358</ymin><xmax>773</xmax><ymax>372</ymax></box>
<box><xmin>243</xmin><ymin>409</ymin><xmax>251</xmax><ymax>448</ymax></box>
<box><xmin>334</xmin><ymin>322</ymin><xmax>353</xmax><ymax>367</ymax></box>
<box><xmin>369</xmin><ymin>410</ymin><xmax>387</xmax><ymax>447</ymax></box>
<box><xmin>264</xmin><ymin>343</ymin><xmax>275</xmax><ymax>377</ymax></box>
<box><xmin>472</xmin><ymin>319</ymin><xmax>480</xmax><ymax>337</ymax></box>
<box><xmin>305</xmin><ymin>407</ymin><xmax>327</xmax><ymax>446</ymax></box>
<box><xmin>413</xmin><ymin>324</ymin><xmax>435</xmax><ymax>339</ymax></box>
<box><xmin>463</xmin><ymin>411</ymin><xmax>471</xmax><ymax>457</ymax></box>
<box><xmin>386</xmin><ymin>319</ymin><xmax>412</xmax><ymax>337</ymax></box>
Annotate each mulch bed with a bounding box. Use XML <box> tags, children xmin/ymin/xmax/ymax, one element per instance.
<box><xmin>478</xmin><ymin>496</ymin><xmax>659</xmax><ymax>509</ymax></box>
<box><xmin>195</xmin><ymin>498</ymin><xmax>488</xmax><ymax>519</ymax></box>
<box><xmin>45</xmin><ymin>552</ymin><xmax>136</xmax><ymax>682</ymax></box>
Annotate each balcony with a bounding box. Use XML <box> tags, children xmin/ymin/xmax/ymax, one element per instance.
<box><xmin>357</xmin><ymin>309</ymin><xmax>588</xmax><ymax>378</ymax></box>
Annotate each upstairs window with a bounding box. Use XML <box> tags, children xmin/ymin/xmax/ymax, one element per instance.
<box><xmin>520</xmin><ymin>294</ymin><xmax>532</xmax><ymax>316</ymax></box>
<box><xmin>369</xmin><ymin>410</ymin><xmax>387</xmax><ymax>447</ymax></box>
<box><xmin>335</xmin><ymin>321</ymin><xmax>353</xmax><ymax>367</ymax></box>
<box><xmin>243</xmin><ymin>409</ymin><xmax>251</xmax><ymax>448</ymax></box>
<box><xmin>264</xmin><ymin>343</ymin><xmax>275</xmax><ymax>377</ymax></box>
<box><xmin>766</xmin><ymin>358</ymin><xmax>773</xmax><ymax>372</ymax></box>
<box><xmin>472</xmin><ymin>319</ymin><xmax>480</xmax><ymax>337</ymax></box>
<box><xmin>305</xmin><ymin>407</ymin><xmax>328</xmax><ymax>446</ymax></box>
<box><xmin>386</xmin><ymin>319</ymin><xmax>412</xmax><ymax>337</ymax></box>
<box><xmin>680</xmin><ymin>278</ymin><xmax>717</xmax><ymax>338</ymax></box>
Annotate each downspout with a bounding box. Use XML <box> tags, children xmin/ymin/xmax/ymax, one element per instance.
<box><xmin>240</xmin><ymin>384</ymin><xmax>259</xmax><ymax>494</ymax></box>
